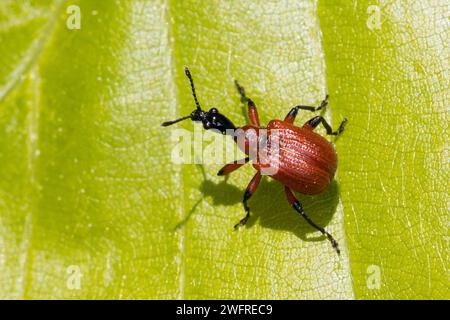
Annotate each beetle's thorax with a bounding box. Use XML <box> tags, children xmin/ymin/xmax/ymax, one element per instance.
<box><xmin>234</xmin><ymin>125</ymin><xmax>256</xmax><ymax>155</ymax></box>
<box><xmin>234</xmin><ymin>125</ymin><xmax>271</xmax><ymax>160</ymax></box>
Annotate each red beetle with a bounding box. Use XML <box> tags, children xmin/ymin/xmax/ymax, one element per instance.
<box><xmin>163</xmin><ymin>67</ymin><xmax>347</xmax><ymax>254</ymax></box>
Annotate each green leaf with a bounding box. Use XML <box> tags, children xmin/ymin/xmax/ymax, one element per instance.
<box><xmin>0</xmin><ymin>0</ymin><xmax>447</xmax><ymax>299</ymax></box>
<box><xmin>319</xmin><ymin>0</ymin><xmax>449</xmax><ymax>299</ymax></box>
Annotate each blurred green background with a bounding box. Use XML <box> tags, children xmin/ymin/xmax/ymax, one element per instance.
<box><xmin>0</xmin><ymin>0</ymin><xmax>448</xmax><ymax>299</ymax></box>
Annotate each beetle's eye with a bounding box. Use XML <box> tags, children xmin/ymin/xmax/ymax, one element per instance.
<box><xmin>210</xmin><ymin>108</ymin><xmax>218</xmax><ymax>113</ymax></box>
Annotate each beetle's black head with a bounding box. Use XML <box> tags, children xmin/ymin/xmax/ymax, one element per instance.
<box><xmin>190</xmin><ymin>107</ymin><xmax>236</xmax><ymax>134</ymax></box>
<box><xmin>161</xmin><ymin>67</ymin><xmax>236</xmax><ymax>135</ymax></box>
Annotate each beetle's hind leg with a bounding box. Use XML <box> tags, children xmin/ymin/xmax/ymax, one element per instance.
<box><xmin>304</xmin><ymin>115</ymin><xmax>347</xmax><ymax>136</ymax></box>
<box><xmin>235</xmin><ymin>80</ymin><xmax>260</xmax><ymax>127</ymax></box>
<box><xmin>284</xmin><ymin>95</ymin><xmax>329</xmax><ymax>123</ymax></box>
<box><xmin>234</xmin><ymin>171</ymin><xmax>262</xmax><ymax>229</ymax></box>
<box><xmin>284</xmin><ymin>186</ymin><xmax>340</xmax><ymax>254</ymax></box>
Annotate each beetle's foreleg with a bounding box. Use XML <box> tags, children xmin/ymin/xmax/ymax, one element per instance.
<box><xmin>284</xmin><ymin>95</ymin><xmax>329</xmax><ymax>123</ymax></box>
<box><xmin>284</xmin><ymin>186</ymin><xmax>340</xmax><ymax>254</ymax></box>
<box><xmin>234</xmin><ymin>171</ymin><xmax>262</xmax><ymax>229</ymax></box>
<box><xmin>234</xmin><ymin>80</ymin><xmax>249</xmax><ymax>103</ymax></box>
<box><xmin>246</xmin><ymin>99</ymin><xmax>260</xmax><ymax>127</ymax></box>
<box><xmin>304</xmin><ymin>115</ymin><xmax>347</xmax><ymax>136</ymax></box>
<box><xmin>235</xmin><ymin>80</ymin><xmax>260</xmax><ymax>127</ymax></box>
<box><xmin>217</xmin><ymin>157</ymin><xmax>249</xmax><ymax>176</ymax></box>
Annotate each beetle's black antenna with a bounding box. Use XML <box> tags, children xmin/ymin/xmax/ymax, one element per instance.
<box><xmin>161</xmin><ymin>115</ymin><xmax>191</xmax><ymax>127</ymax></box>
<box><xmin>161</xmin><ymin>67</ymin><xmax>202</xmax><ymax>127</ymax></box>
<box><xmin>184</xmin><ymin>66</ymin><xmax>201</xmax><ymax>111</ymax></box>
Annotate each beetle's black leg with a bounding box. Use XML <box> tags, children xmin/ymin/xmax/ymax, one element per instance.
<box><xmin>235</xmin><ymin>80</ymin><xmax>260</xmax><ymax>127</ymax></box>
<box><xmin>284</xmin><ymin>186</ymin><xmax>340</xmax><ymax>254</ymax></box>
<box><xmin>304</xmin><ymin>115</ymin><xmax>347</xmax><ymax>136</ymax></box>
<box><xmin>284</xmin><ymin>95</ymin><xmax>329</xmax><ymax>123</ymax></box>
<box><xmin>234</xmin><ymin>80</ymin><xmax>249</xmax><ymax>103</ymax></box>
<box><xmin>234</xmin><ymin>171</ymin><xmax>262</xmax><ymax>229</ymax></box>
<box><xmin>217</xmin><ymin>157</ymin><xmax>250</xmax><ymax>176</ymax></box>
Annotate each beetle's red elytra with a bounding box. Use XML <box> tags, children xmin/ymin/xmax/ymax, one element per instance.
<box><xmin>162</xmin><ymin>67</ymin><xmax>347</xmax><ymax>254</ymax></box>
<box><xmin>261</xmin><ymin>120</ymin><xmax>338</xmax><ymax>195</ymax></box>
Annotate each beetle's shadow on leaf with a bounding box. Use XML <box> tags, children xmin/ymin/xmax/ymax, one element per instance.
<box><xmin>181</xmin><ymin>164</ymin><xmax>340</xmax><ymax>244</ymax></box>
<box><xmin>174</xmin><ymin>166</ymin><xmax>244</xmax><ymax>230</ymax></box>
<box><xmin>248</xmin><ymin>178</ymin><xmax>340</xmax><ymax>243</ymax></box>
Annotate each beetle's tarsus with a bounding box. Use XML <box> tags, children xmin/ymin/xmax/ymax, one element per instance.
<box><xmin>234</xmin><ymin>212</ymin><xmax>249</xmax><ymax>229</ymax></box>
<box><xmin>234</xmin><ymin>80</ymin><xmax>248</xmax><ymax>103</ymax></box>
<box><xmin>289</xmin><ymin>95</ymin><xmax>329</xmax><ymax>116</ymax></box>
<box><xmin>330</xmin><ymin>118</ymin><xmax>347</xmax><ymax>135</ymax></box>
<box><xmin>336</xmin><ymin>118</ymin><xmax>348</xmax><ymax>135</ymax></box>
<box><xmin>305</xmin><ymin>115</ymin><xmax>347</xmax><ymax>136</ymax></box>
<box><xmin>235</xmin><ymin>172</ymin><xmax>261</xmax><ymax>230</ymax></box>
<box><xmin>317</xmin><ymin>95</ymin><xmax>329</xmax><ymax>111</ymax></box>
<box><xmin>327</xmin><ymin>234</ymin><xmax>340</xmax><ymax>255</ymax></box>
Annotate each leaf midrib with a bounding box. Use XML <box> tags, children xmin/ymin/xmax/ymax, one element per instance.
<box><xmin>314</xmin><ymin>0</ymin><xmax>356</xmax><ymax>298</ymax></box>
